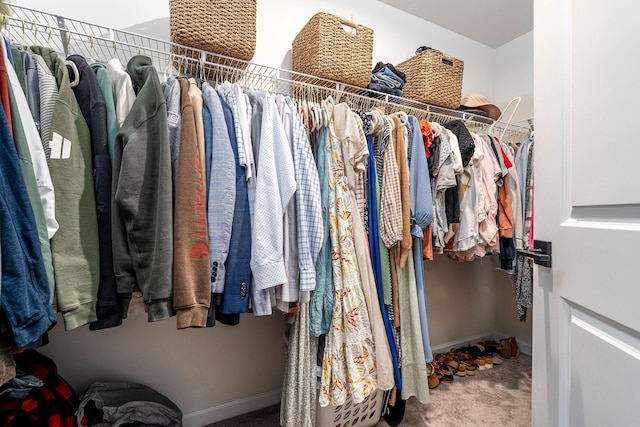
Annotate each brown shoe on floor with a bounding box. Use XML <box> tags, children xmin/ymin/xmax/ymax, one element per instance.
<box><xmin>510</xmin><ymin>337</ymin><xmax>520</xmax><ymax>358</ymax></box>
<box><xmin>427</xmin><ymin>362</ymin><xmax>440</xmax><ymax>389</ymax></box>
<box><xmin>500</xmin><ymin>338</ymin><xmax>512</xmax><ymax>360</ymax></box>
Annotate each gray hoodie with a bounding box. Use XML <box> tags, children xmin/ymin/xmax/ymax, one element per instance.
<box><xmin>111</xmin><ymin>55</ymin><xmax>174</xmax><ymax>322</ymax></box>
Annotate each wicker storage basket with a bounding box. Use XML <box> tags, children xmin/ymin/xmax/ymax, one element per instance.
<box><xmin>396</xmin><ymin>48</ymin><xmax>464</xmax><ymax>109</ymax></box>
<box><xmin>292</xmin><ymin>12</ymin><xmax>373</xmax><ymax>87</ymax></box>
<box><xmin>169</xmin><ymin>0</ymin><xmax>256</xmax><ymax>73</ymax></box>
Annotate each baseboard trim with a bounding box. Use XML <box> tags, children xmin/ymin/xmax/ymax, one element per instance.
<box><xmin>183</xmin><ymin>388</ymin><xmax>282</xmax><ymax>427</ymax></box>
<box><xmin>431</xmin><ymin>332</ymin><xmax>497</xmax><ymax>354</ymax></box>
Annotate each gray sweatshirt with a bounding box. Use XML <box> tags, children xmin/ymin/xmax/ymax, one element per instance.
<box><xmin>111</xmin><ymin>55</ymin><xmax>174</xmax><ymax>322</ymax></box>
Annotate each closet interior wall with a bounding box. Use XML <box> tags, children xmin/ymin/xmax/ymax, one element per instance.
<box><xmin>3</xmin><ymin>1</ymin><xmax>532</xmax><ymax>424</ymax></box>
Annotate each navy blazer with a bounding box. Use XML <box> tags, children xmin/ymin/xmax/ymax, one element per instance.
<box><xmin>209</xmin><ymin>95</ymin><xmax>252</xmax><ymax>325</ymax></box>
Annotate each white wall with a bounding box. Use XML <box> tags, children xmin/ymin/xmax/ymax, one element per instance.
<box><xmin>424</xmin><ymin>257</ymin><xmax>497</xmax><ymax>348</ymax></box>
<box><xmin>17</xmin><ymin>0</ymin><xmax>496</xmax><ymax>99</ymax></box>
<box><xmin>492</xmin><ymin>31</ymin><xmax>534</xmax><ymax>352</ymax></box>
<box><xmin>11</xmin><ymin>0</ymin><xmax>532</xmax><ymax>423</ymax></box>
<box><xmin>42</xmin><ymin>313</ymin><xmax>288</xmax><ymax>416</ymax></box>
<box><xmin>253</xmin><ymin>0</ymin><xmax>496</xmax><ymax>99</ymax></box>
<box><xmin>494</xmin><ymin>31</ymin><xmax>534</xmax><ymax>125</ymax></box>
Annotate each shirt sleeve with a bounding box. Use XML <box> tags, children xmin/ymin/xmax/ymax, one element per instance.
<box><xmin>286</xmin><ymin>97</ymin><xmax>323</xmax><ymax>292</ymax></box>
<box><xmin>380</xmin><ymin>122</ymin><xmax>403</xmax><ymax>249</ymax></box>
<box><xmin>251</xmin><ymin>94</ymin><xmax>297</xmax><ymax>290</ymax></box>
<box><xmin>409</xmin><ymin>117</ymin><xmax>434</xmax><ymax>237</ymax></box>
<box><xmin>204</xmin><ymin>86</ymin><xmax>236</xmax><ymax>293</ymax></box>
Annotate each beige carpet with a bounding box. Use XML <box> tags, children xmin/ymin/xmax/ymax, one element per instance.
<box><xmin>208</xmin><ymin>354</ymin><xmax>531</xmax><ymax>427</ymax></box>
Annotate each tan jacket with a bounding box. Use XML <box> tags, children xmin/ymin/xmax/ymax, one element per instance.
<box><xmin>173</xmin><ymin>77</ymin><xmax>211</xmax><ymax>328</ymax></box>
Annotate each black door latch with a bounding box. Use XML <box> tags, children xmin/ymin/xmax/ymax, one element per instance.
<box><xmin>516</xmin><ymin>240</ymin><xmax>552</xmax><ymax>268</ymax></box>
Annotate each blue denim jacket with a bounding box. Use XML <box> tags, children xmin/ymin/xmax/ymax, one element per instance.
<box><xmin>0</xmin><ymin>100</ymin><xmax>56</xmax><ymax>347</ymax></box>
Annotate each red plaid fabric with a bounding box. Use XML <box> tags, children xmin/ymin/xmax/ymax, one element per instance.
<box><xmin>0</xmin><ymin>350</ymin><xmax>78</xmax><ymax>427</ymax></box>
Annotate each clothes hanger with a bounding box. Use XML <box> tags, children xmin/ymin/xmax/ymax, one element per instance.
<box><xmin>389</xmin><ymin>110</ymin><xmax>409</xmax><ymax>125</ymax></box>
<box><xmin>162</xmin><ymin>52</ymin><xmax>175</xmax><ymax>82</ymax></box>
<box><xmin>66</xmin><ymin>59</ymin><xmax>80</xmax><ymax>88</ymax></box>
<box><xmin>487</xmin><ymin>96</ymin><xmax>521</xmax><ymax>141</ymax></box>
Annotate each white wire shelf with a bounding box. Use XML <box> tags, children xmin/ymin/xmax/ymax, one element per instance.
<box><xmin>2</xmin><ymin>4</ymin><xmax>531</xmax><ymax>143</ymax></box>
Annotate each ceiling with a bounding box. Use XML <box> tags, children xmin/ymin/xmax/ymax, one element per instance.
<box><xmin>379</xmin><ymin>0</ymin><xmax>533</xmax><ymax>48</ymax></box>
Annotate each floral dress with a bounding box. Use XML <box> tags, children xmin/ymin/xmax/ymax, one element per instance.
<box><xmin>319</xmin><ymin>102</ymin><xmax>377</xmax><ymax>407</ymax></box>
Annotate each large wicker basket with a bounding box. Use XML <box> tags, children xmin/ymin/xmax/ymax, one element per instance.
<box><xmin>292</xmin><ymin>12</ymin><xmax>373</xmax><ymax>87</ymax></box>
<box><xmin>396</xmin><ymin>48</ymin><xmax>464</xmax><ymax>109</ymax></box>
<box><xmin>169</xmin><ymin>0</ymin><xmax>256</xmax><ymax>73</ymax></box>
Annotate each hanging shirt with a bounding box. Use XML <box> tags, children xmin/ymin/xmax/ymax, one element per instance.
<box><xmin>21</xmin><ymin>51</ymin><xmax>40</xmax><ymax>136</ymax></box>
<box><xmin>217</xmin><ymin>83</ymin><xmax>250</xmax><ymax>179</ymax></box>
<box><xmin>275</xmin><ymin>95</ymin><xmax>299</xmax><ymax>309</ymax></box>
<box><xmin>309</xmin><ymin>118</ymin><xmax>333</xmax><ymax>337</ymax></box>
<box><xmin>245</xmin><ymin>91</ymin><xmax>271</xmax><ymax>315</ymax></box>
<box><xmin>249</xmin><ymin>91</ymin><xmax>296</xmax><ymax>292</ymax></box>
<box><xmin>202</xmin><ymin>83</ymin><xmax>235</xmax><ymax>294</ymax></box>
<box><xmin>379</xmin><ymin>118</ymin><xmax>403</xmax><ymax>249</ymax></box>
<box><xmin>107</xmin><ymin>58</ymin><xmax>136</xmax><ymax>128</ymax></box>
<box><xmin>31</xmin><ymin>53</ymin><xmax>57</xmax><ymax>151</ymax></box>
<box><xmin>2</xmin><ymin>41</ymin><xmax>57</xmax><ymax>242</ymax></box>
<box><xmin>287</xmin><ymin>97</ymin><xmax>325</xmax><ymax>292</ymax></box>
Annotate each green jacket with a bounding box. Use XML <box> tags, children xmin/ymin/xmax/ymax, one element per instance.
<box><xmin>30</xmin><ymin>46</ymin><xmax>100</xmax><ymax>330</ymax></box>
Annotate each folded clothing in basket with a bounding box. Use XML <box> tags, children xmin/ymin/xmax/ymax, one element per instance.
<box><xmin>364</xmin><ymin>61</ymin><xmax>407</xmax><ymax>100</ymax></box>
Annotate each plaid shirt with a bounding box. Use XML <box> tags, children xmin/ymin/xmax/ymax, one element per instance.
<box><xmin>284</xmin><ymin>97</ymin><xmax>323</xmax><ymax>293</ymax></box>
<box><xmin>379</xmin><ymin>118</ymin><xmax>403</xmax><ymax>248</ymax></box>
<box><xmin>0</xmin><ymin>350</ymin><xmax>78</xmax><ymax>427</ymax></box>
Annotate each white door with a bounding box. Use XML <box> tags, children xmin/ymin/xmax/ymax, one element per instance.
<box><xmin>533</xmin><ymin>0</ymin><xmax>640</xmax><ymax>426</ymax></box>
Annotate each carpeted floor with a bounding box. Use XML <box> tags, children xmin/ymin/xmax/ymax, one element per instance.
<box><xmin>207</xmin><ymin>354</ymin><xmax>531</xmax><ymax>427</ymax></box>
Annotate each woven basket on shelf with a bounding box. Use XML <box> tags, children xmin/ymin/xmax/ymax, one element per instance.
<box><xmin>396</xmin><ymin>48</ymin><xmax>464</xmax><ymax>109</ymax></box>
<box><xmin>169</xmin><ymin>0</ymin><xmax>256</xmax><ymax>74</ymax></box>
<box><xmin>292</xmin><ymin>12</ymin><xmax>373</xmax><ymax>88</ymax></box>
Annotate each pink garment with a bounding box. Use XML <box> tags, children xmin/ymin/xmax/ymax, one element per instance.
<box><xmin>477</xmin><ymin>136</ymin><xmax>501</xmax><ymax>248</ymax></box>
<box><xmin>529</xmin><ymin>190</ymin><xmax>535</xmax><ymax>249</ymax></box>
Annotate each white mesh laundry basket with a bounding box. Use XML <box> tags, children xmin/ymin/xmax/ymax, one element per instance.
<box><xmin>316</xmin><ymin>390</ymin><xmax>383</xmax><ymax>427</ymax></box>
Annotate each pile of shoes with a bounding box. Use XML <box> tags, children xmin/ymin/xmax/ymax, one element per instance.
<box><xmin>365</xmin><ymin>61</ymin><xmax>406</xmax><ymax>100</ymax></box>
<box><xmin>427</xmin><ymin>338</ymin><xmax>520</xmax><ymax>389</ymax></box>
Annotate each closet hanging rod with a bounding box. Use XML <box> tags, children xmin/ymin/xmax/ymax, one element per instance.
<box><xmin>1</xmin><ymin>4</ymin><xmax>531</xmax><ymax>141</ymax></box>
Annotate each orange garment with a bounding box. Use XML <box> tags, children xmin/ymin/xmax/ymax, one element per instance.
<box><xmin>419</xmin><ymin>119</ymin><xmax>433</xmax><ymax>158</ymax></box>
<box><xmin>498</xmin><ymin>175</ymin><xmax>514</xmax><ymax>238</ymax></box>
<box><xmin>422</xmin><ymin>224</ymin><xmax>434</xmax><ymax>260</ymax></box>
